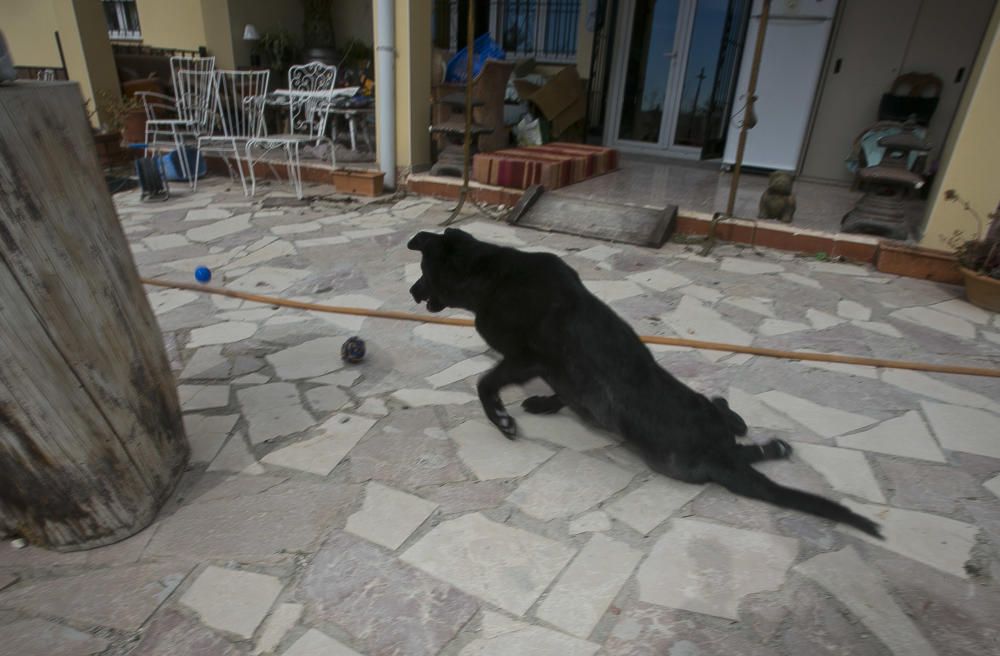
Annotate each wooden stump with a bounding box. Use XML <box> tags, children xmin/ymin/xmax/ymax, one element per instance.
<box><xmin>0</xmin><ymin>82</ymin><xmax>188</xmax><ymax>551</ymax></box>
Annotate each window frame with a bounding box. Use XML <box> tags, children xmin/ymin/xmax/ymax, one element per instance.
<box><xmin>104</xmin><ymin>0</ymin><xmax>142</xmax><ymax>42</ymax></box>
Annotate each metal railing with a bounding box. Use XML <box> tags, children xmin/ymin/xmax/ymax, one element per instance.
<box><xmin>433</xmin><ymin>0</ymin><xmax>581</xmax><ymax>63</ymax></box>
<box><xmin>14</xmin><ymin>66</ymin><xmax>68</xmax><ymax>81</ymax></box>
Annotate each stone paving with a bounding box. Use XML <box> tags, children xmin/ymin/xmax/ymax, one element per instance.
<box><xmin>2</xmin><ymin>177</ymin><xmax>1000</xmax><ymax>655</ymax></box>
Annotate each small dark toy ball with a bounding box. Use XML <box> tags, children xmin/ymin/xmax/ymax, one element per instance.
<box><xmin>195</xmin><ymin>266</ymin><xmax>212</xmax><ymax>283</ymax></box>
<box><xmin>341</xmin><ymin>336</ymin><xmax>366</xmax><ymax>363</ymax></box>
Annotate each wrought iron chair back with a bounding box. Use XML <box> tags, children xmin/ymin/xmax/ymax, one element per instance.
<box><xmin>286</xmin><ymin>61</ymin><xmax>338</xmax><ymax>138</ymax></box>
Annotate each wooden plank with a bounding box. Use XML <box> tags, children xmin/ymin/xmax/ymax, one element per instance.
<box><xmin>0</xmin><ymin>82</ymin><xmax>187</xmax><ymax>550</ymax></box>
<box><xmin>505</xmin><ymin>185</ymin><xmax>544</xmax><ymax>225</ymax></box>
<box><xmin>516</xmin><ymin>193</ymin><xmax>678</xmax><ymax>248</ymax></box>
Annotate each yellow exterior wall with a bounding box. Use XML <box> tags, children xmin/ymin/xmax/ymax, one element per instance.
<box><xmin>920</xmin><ymin>3</ymin><xmax>1000</xmax><ymax>250</ymax></box>
<box><xmin>61</xmin><ymin>0</ymin><xmax>122</xmax><ymax>126</ymax></box>
<box><xmin>133</xmin><ymin>0</ymin><xmax>208</xmax><ymax>51</ymax></box>
<box><xmin>4</xmin><ymin>0</ymin><xmax>63</xmax><ymax>67</ymax></box>
<box><xmin>201</xmin><ymin>0</ymin><xmax>236</xmax><ymax>69</ymax></box>
<box><xmin>135</xmin><ymin>0</ymin><xmax>205</xmax><ymax>50</ymax></box>
<box><xmin>5</xmin><ymin>0</ymin><xmax>121</xmax><ymax>126</ymax></box>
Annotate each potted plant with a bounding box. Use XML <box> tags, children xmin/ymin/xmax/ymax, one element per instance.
<box><xmin>256</xmin><ymin>30</ymin><xmax>299</xmax><ymax>81</ymax></box>
<box><xmin>942</xmin><ymin>189</ymin><xmax>1000</xmax><ymax>311</ymax></box>
<box><xmin>96</xmin><ymin>90</ymin><xmax>144</xmax><ymax>144</ymax></box>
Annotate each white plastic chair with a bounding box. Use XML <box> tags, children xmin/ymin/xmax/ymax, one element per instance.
<box><xmin>137</xmin><ymin>56</ymin><xmax>216</xmax><ymax>185</ymax></box>
<box><xmin>194</xmin><ymin>69</ymin><xmax>270</xmax><ymax>196</ymax></box>
<box><xmin>245</xmin><ymin>62</ymin><xmax>338</xmax><ymax>199</ymax></box>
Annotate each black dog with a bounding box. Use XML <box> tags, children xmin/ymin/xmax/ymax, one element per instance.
<box><xmin>408</xmin><ymin>228</ymin><xmax>881</xmax><ymax>538</ymax></box>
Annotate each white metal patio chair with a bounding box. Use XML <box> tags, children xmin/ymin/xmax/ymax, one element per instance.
<box><xmin>193</xmin><ymin>69</ymin><xmax>270</xmax><ymax>196</ymax></box>
<box><xmin>245</xmin><ymin>62</ymin><xmax>338</xmax><ymax>199</ymax></box>
<box><xmin>287</xmin><ymin>61</ymin><xmax>338</xmax><ymax>141</ymax></box>
<box><xmin>137</xmin><ymin>56</ymin><xmax>216</xmax><ymax>185</ymax></box>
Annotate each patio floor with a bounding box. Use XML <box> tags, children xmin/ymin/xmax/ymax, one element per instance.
<box><xmin>557</xmin><ymin>155</ymin><xmax>929</xmax><ymax>237</ymax></box>
<box><xmin>1</xmin><ymin>177</ymin><xmax>999</xmax><ymax>655</ymax></box>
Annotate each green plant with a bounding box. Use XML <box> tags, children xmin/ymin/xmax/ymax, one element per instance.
<box><xmin>256</xmin><ymin>30</ymin><xmax>299</xmax><ymax>78</ymax></box>
<box><xmin>942</xmin><ymin>189</ymin><xmax>1000</xmax><ymax>278</ymax></box>
<box><xmin>339</xmin><ymin>38</ymin><xmax>373</xmax><ymax>66</ymax></box>
<box><xmin>93</xmin><ymin>90</ymin><xmax>143</xmax><ymax>134</ymax></box>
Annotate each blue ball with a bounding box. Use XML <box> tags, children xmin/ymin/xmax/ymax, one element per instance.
<box><xmin>341</xmin><ymin>336</ymin><xmax>366</xmax><ymax>363</ymax></box>
<box><xmin>194</xmin><ymin>266</ymin><xmax>212</xmax><ymax>283</ymax></box>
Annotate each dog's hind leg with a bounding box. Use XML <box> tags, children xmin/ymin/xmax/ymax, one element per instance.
<box><xmin>478</xmin><ymin>359</ymin><xmax>544</xmax><ymax>439</ymax></box>
<box><xmin>522</xmin><ymin>395</ymin><xmax>564</xmax><ymax>415</ymax></box>
<box><xmin>732</xmin><ymin>439</ymin><xmax>793</xmax><ymax>464</ymax></box>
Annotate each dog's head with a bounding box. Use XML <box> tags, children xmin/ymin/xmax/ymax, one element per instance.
<box><xmin>407</xmin><ymin>228</ymin><xmax>488</xmax><ymax>313</ymax></box>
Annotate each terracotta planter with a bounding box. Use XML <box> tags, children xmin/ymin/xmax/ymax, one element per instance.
<box><xmin>333</xmin><ymin>168</ymin><xmax>384</xmax><ymax>196</ymax></box>
<box><xmin>93</xmin><ymin>130</ymin><xmax>131</xmax><ymax>167</ymax></box>
<box><xmin>876</xmin><ymin>240</ymin><xmax>962</xmax><ymax>284</ymax></box>
<box><xmin>122</xmin><ymin>108</ymin><xmax>147</xmax><ymax>145</ymax></box>
<box><xmin>960</xmin><ymin>266</ymin><xmax>1000</xmax><ymax>312</ymax></box>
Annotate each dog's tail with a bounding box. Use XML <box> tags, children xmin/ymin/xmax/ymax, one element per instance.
<box><xmin>704</xmin><ymin>459</ymin><xmax>883</xmax><ymax>539</ymax></box>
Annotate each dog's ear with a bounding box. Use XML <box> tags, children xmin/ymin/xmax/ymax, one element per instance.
<box><xmin>407</xmin><ymin>231</ymin><xmax>440</xmax><ymax>252</ymax></box>
<box><xmin>443</xmin><ymin>227</ymin><xmax>475</xmax><ymax>243</ymax></box>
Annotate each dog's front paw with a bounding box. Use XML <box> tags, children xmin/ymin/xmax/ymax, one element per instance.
<box><xmin>770</xmin><ymin>439</ymin><xmax>792</xmax><ymax>459</ymax></box>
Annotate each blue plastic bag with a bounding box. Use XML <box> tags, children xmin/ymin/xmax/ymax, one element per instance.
<box><xmin>160</xmin><ymin>147</ymin><xmax>206</xmax><ymax>181</ymax></box>
<box><xmin>445</xmin><ymin>35</ymin><xmax>505</xmax><ymax>83</ymax></box>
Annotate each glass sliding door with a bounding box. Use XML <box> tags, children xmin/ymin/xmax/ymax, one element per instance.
<box><xmin>607</xmin><ymin>0</ymin><xmax>750</xmax><ymax>158</ymax></box>
<box><xmin>617</xmin><ymin>0</ymin><xmax>683</xmax><ymax>143</ymax></box>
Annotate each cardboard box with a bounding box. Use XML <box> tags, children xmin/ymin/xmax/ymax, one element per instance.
<box><xmin>513</xmin><ymin>66</ymin><xmax>587</xmax><ymax>138</ymax></box>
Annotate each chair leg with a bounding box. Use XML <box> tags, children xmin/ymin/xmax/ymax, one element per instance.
<box><xmin>231</xmin><ymin>139</ymin><xmax>249</xmax><ymax>197</ymax></box>
<box><xmin>348</xmin><ymin>115</ymin><xmax>357</xmax><ymax>152</ymax></box>
<box><xmin>323</xmin><ymin>137</ymin><xmax>336</xmax><ymax>170</ymax></box>
<box><xmin>193</xmin><ymin>139</ymin><xmax>203</xmax><ymax>192</ymax></box>
<box><xmin>170</xmin><ymin>127</ymin><xmax>191</xmax><ymax>188</ymax></box>
<box><xmin>361</xmin><ymin>115</ymin><xmax>373</xmax><ymax>151</ymax></box>
<box><xmin>286</xmin><ymin>142</ymin><xmax>303</xmax><ymax>200</ymax></box>
<box><xmin>245</xmin><ymin>141</ymin><xmax>258</xmax><ymax>198</ymax></box>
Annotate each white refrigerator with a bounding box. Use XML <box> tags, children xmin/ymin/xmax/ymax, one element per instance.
<box><xmin>723</xmin><ymin>0</ymin><xmax>838</xmax><ymax>171</ymax></box>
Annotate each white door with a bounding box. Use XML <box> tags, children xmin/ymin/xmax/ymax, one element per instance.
<box><xmin>897</xmin><ymin>0</ymin><xmax>995</xmax><ymax>163</ymax></box>
<box><xmin>799</xmin><ymin>0</ymin><xmax>920</xmax><ymax>182</ymax></box>
<box><xmin>605</xmin><ymin>0</ymin><xmax>698</xmax><ymax>156</ymax></box>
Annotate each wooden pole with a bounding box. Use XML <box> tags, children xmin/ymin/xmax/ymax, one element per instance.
<box><xmin>725</xmin><ymin>0</ymin><xmax>771</xmax><ymax>216</ymax></box>
<box><xmin>1</xmin><ymin>83</ymin><xmax>188</xmax><ymax>550</ymax></box>
<box><xmin>444</xmin><ymin>0</ymin><xmax>477</xmax><ymax>224</ymax></box>
<box><xmin>141</xmin><ymin>278</ymin><xmax>1000</xmax><ymax>380</ymax></box>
